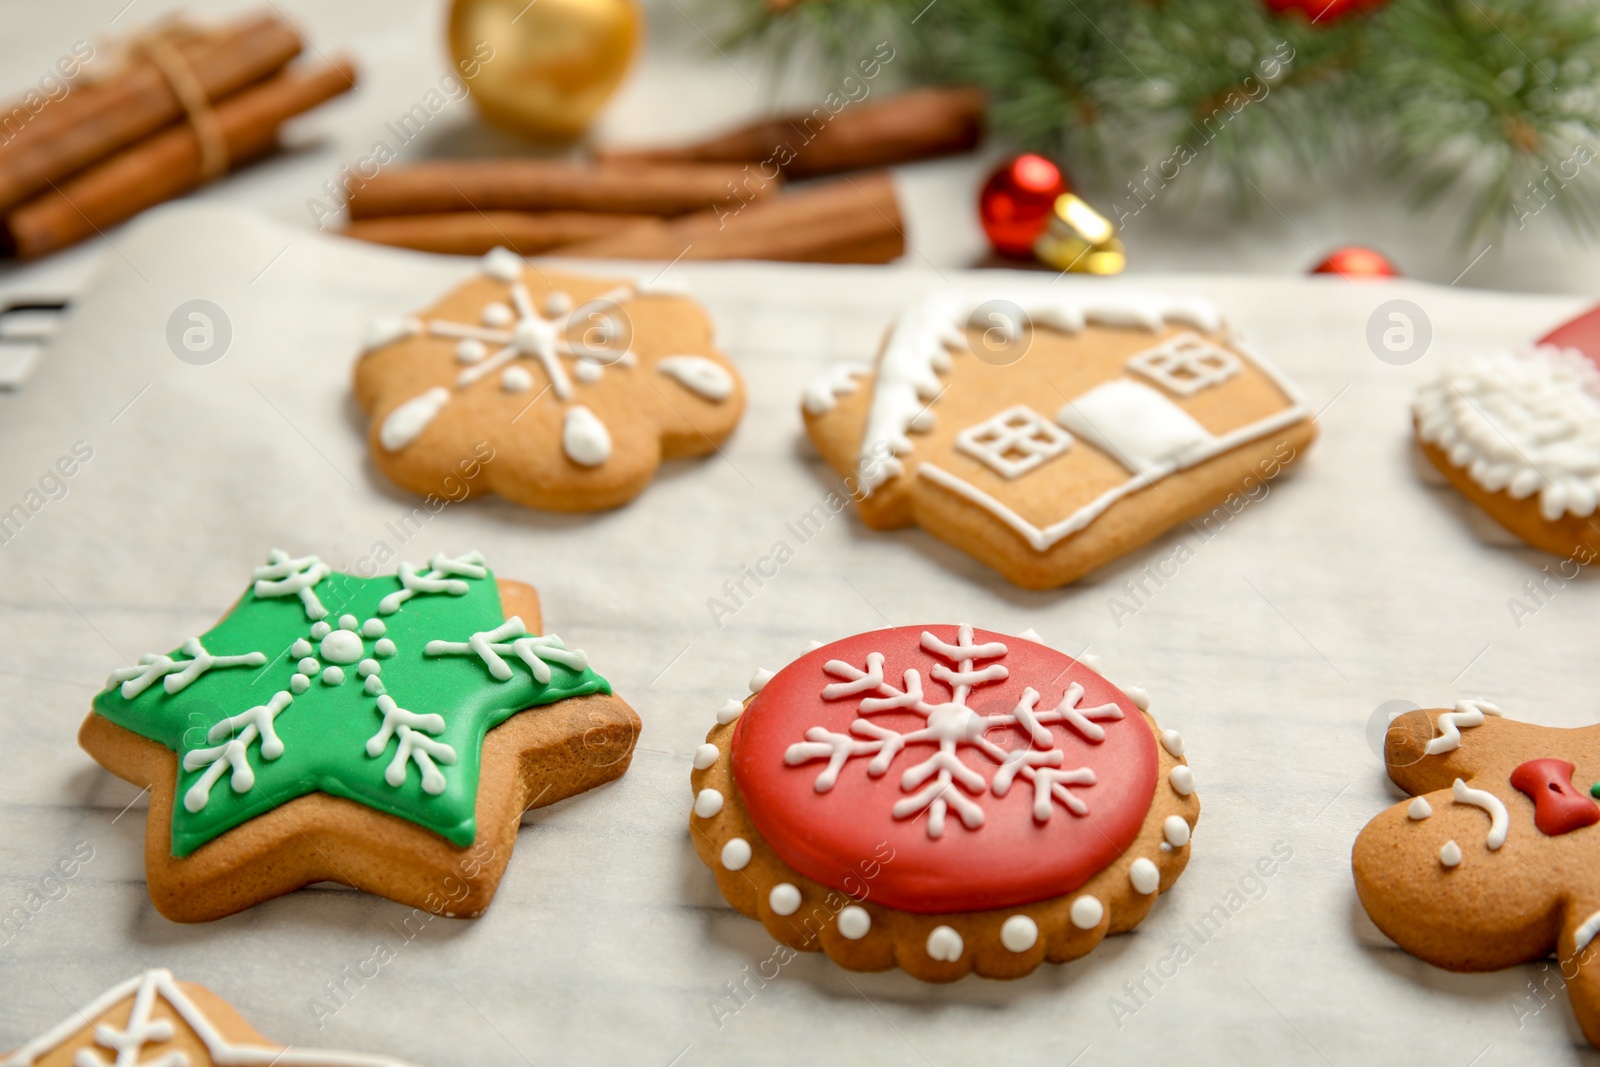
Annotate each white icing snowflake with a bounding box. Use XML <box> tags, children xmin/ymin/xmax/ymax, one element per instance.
<box><xmin>371</xmin><ymin>249</ymin><xmax>643</xmax><ymax>467</ymax></box>
<box><xmin>783</xmin><ymin>625</ymin><xmax>1116</xmax><ymax>838</ymax></box>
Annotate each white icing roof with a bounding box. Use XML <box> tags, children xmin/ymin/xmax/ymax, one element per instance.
<box><xmin>848</xmin><ymin>291</ymin><xmax>1226</xmax><ymax>492</ymax></box>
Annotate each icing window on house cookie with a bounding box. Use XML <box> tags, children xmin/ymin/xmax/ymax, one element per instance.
<box><xmin>954</xmin><ymin>404</ymin><xmax>1073</xmax><ymax>479</ymax></box>
<box><xmin>1125</xmin><ymin>331</ymin><xmax>1242</xmax><ymax>397</ymax></box>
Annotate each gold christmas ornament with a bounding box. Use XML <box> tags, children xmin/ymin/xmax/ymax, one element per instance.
<box><xmin>449</xmin><ymin>0</ymin><xmax>641</xmax><ymax>141</ymax></box>
<box><xmin>1033</xmin><ymin>193</ymin><xmax>1126</xmax><ymax>274</ymax></box>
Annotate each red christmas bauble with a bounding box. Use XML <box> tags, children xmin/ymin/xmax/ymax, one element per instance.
<box><xmin>1311</xmin><ymin>245</ymin><xmax>1399</xmax><ymax>279</ymax></box>
<box><xmin>980</xmin><ymin>153</ymin><xmax>1069</xmax><ymax>258</ymax></box>
<box><xmin>1264</xmin><ymin>0</ymin><xmax>1385</xmax><ymax>22</ymax></box>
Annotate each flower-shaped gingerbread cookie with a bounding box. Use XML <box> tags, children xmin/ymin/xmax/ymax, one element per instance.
<box><xmin>355</xmin><ymin>248</ymin><xmax>745</xmax><ymax>511</ymax></box>
<box><xmin>1355</xmin><ymin>703</ymin><xmax>1600</xmax><ymax>1046</ymax></box>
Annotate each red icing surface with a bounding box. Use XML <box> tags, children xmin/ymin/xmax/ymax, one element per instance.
<box><xmin>1510</xmin><ymin>758</ymin><xmax>1600</xmax><ymax>837</ymax></box>
<box><xmin>731</xmin><ymin>626</ymin><xmax>1159</xmax><ymax>914</ymax></box>
<box><xmin>1540</xmin><ymin>305</ymin><xmax>1600</xmax><ymax>368</ymax></box>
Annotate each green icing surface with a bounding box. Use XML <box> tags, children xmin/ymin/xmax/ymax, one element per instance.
<box><xmin>92</xmin><ymin>561</ymin><xmax>611</xmax><ymax>857</ymax></box>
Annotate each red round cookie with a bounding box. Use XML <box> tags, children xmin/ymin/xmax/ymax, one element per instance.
<box><xmin>732</xmin><ymin>625</ymin><xmax>1159</xmax><ymax>913</ymax></box>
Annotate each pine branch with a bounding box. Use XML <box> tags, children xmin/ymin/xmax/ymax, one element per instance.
<box><xmin>715</xmin><ymin>0</ymin><xmax>1600</xmax><ymax>241</ymax></box>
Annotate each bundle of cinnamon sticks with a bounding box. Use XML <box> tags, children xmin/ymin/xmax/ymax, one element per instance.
<box><xmin>341</xmin><ymin>86</ymin><xmax>986</xmax><ymax>264</ymax></box>
<box><xmin>0</xmin><ymin>10</ymin><xmax>357</xmax><ymax>260</ymax></box>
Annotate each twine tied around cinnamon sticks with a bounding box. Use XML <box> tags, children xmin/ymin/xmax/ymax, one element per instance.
<box><xmin>0</xmin><ymin>9</ymin><xmax>356</xmax><ymax>259</ymax></box>
<box><xmin>129</xmin><ymin>28</ymin><xmax>231</xmax><ymax>182</ymax></box>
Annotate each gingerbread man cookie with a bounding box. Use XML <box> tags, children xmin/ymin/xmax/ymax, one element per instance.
<box><xmin>690</xmin><ymin>625</ymin><xmax>1198</xmax><ymax>981</ymax></box>
<box><xmin>2</xmin><ymin>969</ymin><xmax>414</xmax><ymax>1066</ymax></box>
<box><xmin>1354</xmin><ymin>702</ymin><xmax>1600</xmax><ymax>1046</ymax></box>
<box><xmin>355</xmin><ymin>247</ymin><xmax>745</xmax><ymax>511</ymax></box>
<box><xmin>82</xmin><ymin>549</ymin><xmax>639</xmax><ymax>921</ymax></box>
<box><xmin>1414</xmin><ymin>341</ymin><xmax>1600</xmax><ymax>558</ymax></box>
<box><xmin>801</xmin><ymin>291</ymin><xmax>1316</xmax><ymax>589</ymax></box>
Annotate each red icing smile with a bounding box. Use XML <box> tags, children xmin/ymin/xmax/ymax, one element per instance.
<box><xmin>731</xmin><ymin>625</ymin><xmax>1159</xmax><ymax>914</ymax></box>
<box><xmin>1510</xmin><ymin>758</ymin><xmax>1600</xmax><ymax>837</ymax></box>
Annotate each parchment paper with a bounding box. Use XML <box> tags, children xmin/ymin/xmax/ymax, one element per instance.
<box><xmin>0</xmin><ymin>203</ymin><xmax>1595</xmax><ymax>1066</ymax></box>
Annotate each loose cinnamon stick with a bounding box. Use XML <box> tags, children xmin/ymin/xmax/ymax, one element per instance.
<box><xmin>4</xmin><ymin>58</ymin><xmax>357</xmax><ymax>260</ymax></box>
<box><xmin>0</xmin><ymin>12</ymin><xmax>303</xmax><ymax>212</ymax></box>
<box><xmin>551</xmin><ymin>172</ymin><xmax>904</xmax><ymax>264</ymax></box>
<box><xmin>344</xmin><ymin>211</ymin><xmax>652</xmax><ymax>256</ymax></box>
<box><xmin>596</xmin><ymin>86</ymin><xmax>986</xmax><ymax>179</ymax></box>
<box><xmin>344</xmin><ymin>160</ymin><xmax>775</xmax><ymax>220</ymax></box>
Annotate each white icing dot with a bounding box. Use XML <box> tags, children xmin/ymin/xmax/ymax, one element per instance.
<box><xmin>375</xmin><ymin>638</ymin><xmax>397</xmax><ymax>657</ymax></box>
<box><xmin>1440</xmin><ymin>839</ymin><xmax>1463</xmax><ymax>867</ymax></box>
<box><xmin>1129</xmin><ymin>858</ymin><xmax>1160</xmax><ymax>895</ymax></box>
<box><xmin>1124</xmin><ymin>685</ymin><xmax>1151</xmax><ymax>711</ymax></box>
<box><xmin>1163</xmin><ymin>816</ymin><xmax>1190</xmax><ymax>847</ymax></box>
<box><xmin>364</xmin><ymin>675</ymin><xmax>385</xmax><ymax>696</ymax></box>
<box><xmin>297</xmin><ymin>657</ymin><xmax>320</xmax><ymax>676</ymax></box>
<box><xmin>838</xmin><ymin>905</ymin><xmax>872</xmax><ymax>940</ymax></box>
<box><xmin>1017</xmin><ymin>628</ymin><xmax>1044</xmax><ymax>644</ymax></box>
<box><xmin>546</xmin><ymin>291</ymin><xmax>573</xmax><ymax>315</ymax></box>
<box><xmin>1000</xmin><ymin>915</ymin><xmax>1038</xmax><ymax>952</ymax></box>
<box><xmin>482</xmin><ymin>302</ymin><xmax>514</xmax><ymax>327</ymax></box>
<box><xmin>321</xmin><ymin>665</ymin><xmax>346</xmax><ymax>686</ymax></box>
<box><xmin>362</xmin><ymin>316</ymin><xmax>416</xmax><ymax>351</ymax></box>
<box><xmin>658</xmin><ymin>355</ymin><xmax>735</xmax><ymax>402</ymax></box>
<box><xmin>502</xmin><ymin>365</ymin><xmax>533</xmax><ymax>392</ymax></box>
<box><xmin>1160</xmin><ymin>730</ymin><xmax>1184</xmax><ymax>757</ymax></box>
<box><xmin>379</xmin><ymin>387</ymin><xmax>451</xmax><ymax>452</ymax></box>
<box><xmin>693</xmin><ymin>744</ymin><xmax>720</xmax><ymax>770</ymax></box>
<box><xmin>289</xmin><ymin>673</ymin><xmax>310</xmax><ymax>694</ymax></box>
<box><xmin>721</xmin><ymin>837</ymin><xmax>751</xmax><ymax>871</ymax></box>
<box><xmin>769</xmin><ymin>883</ymin><xmax>801</xmax><ymax>916</ymax></box>
<box><xmin>749</xmin><ymin>669</ymin><xmax>773</xmax><ymax>693</ymax></box>
<box><xmin>309</xmin><ymin>621</ymin><xmax>331</xmax><ymax>639</ymax></box>
<box><xmin>338</xmin><ymin>614</ymin><xmax>358</xmax><ymax>632</ymax></box>
<box><xmin>1409</xmin><ymin>797</ymin><xmax>1433</xmax><ymax>820</ymax></box>
<box><xmin>1077</xmin><ymin>652</ymin><xmax>1102</xmax><ymax>672</ymax></box>
<box><xmin>926</xmin><ymin>925</ymin><xmax>963</xmax><ymax>962</ymax></box>
<box><xmin>693</xmin><ymin>788</ymin><xmax>724</xmax><ymax>818</ymax></box>
<box><xmin>456</xmin><ymin>339</ymin><xmax>487</xmax><ymax>364</ymax></box>
<box><xmin>319</xmin><ymin>629</ymin><xmax>364</xmax><ymax>665</ymax></box>
<box><xmin>290</xmin><ymin>638</ymin><xmax>312</xmax><ymax>659</ymax></box>
<box><xmin>562</xmin><ymin>404</ymin><xmax>612</xmax><ymax>467</ymax></box>
<box><xmin>1070</xmin><ymin>895</ymin><xmax>1104</xmax><ymax>930</ymax></box>
<box><xmin>1169</xmin><ymin>765</ymin><xmax>1195</xmax><ymax>796</ymax></box>
<box><xmin>483</xmin><ymin>246</ymin><xmax>523</xmax><ymax>282</ymax></box>
<box><xmin>574</xmin><ymin>360</ymin><xmax>602</xmax><ymax>383</ymax></box>
<box><xmin>716</xmin><ymin>699</ymin><xmax>744</xmax><ymax>725</ymax></box>
<box><xmin>361</xmin><ymin>618</ymin><xmax>386</xmax><ymax>638</ymax></box>
<box><xmin>358</xmin><ymin>658</ymin><xmax>381</xmax><ymax>677</ymax></box>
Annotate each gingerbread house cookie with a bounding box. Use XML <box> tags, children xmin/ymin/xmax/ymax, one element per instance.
<box><xmin>690</xmin><ymin>625</ymin><xmax>1197</xmax><ymax>981</ymax></box>
<box><xmin>1354</xmin><ymin>702</ymin><xmax>1600</xmax><ymax>1047</ymax></box>
<box><xmin>2</xmin><ymin>968</ymin><xmax>413</xmax><ymax>1066</ymax></box>
<box><xmin>802</xmin><ymin>291</ymin><xmax>1316</xmax><ymax>589</ymax></box>
<box><xmin>1414</xmin><ymin>343</ymin><xmax>1600</xmax><ymax>558</ymax></box>
<box><xmin>355</xmin><ymin>247</ymin><xmax>745</xmax><ymax>511</ymax></box>
<box><xmin>82</xmin><ymin>549</ymin><xmax>639</xmax><ymax>922</ymax></box>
